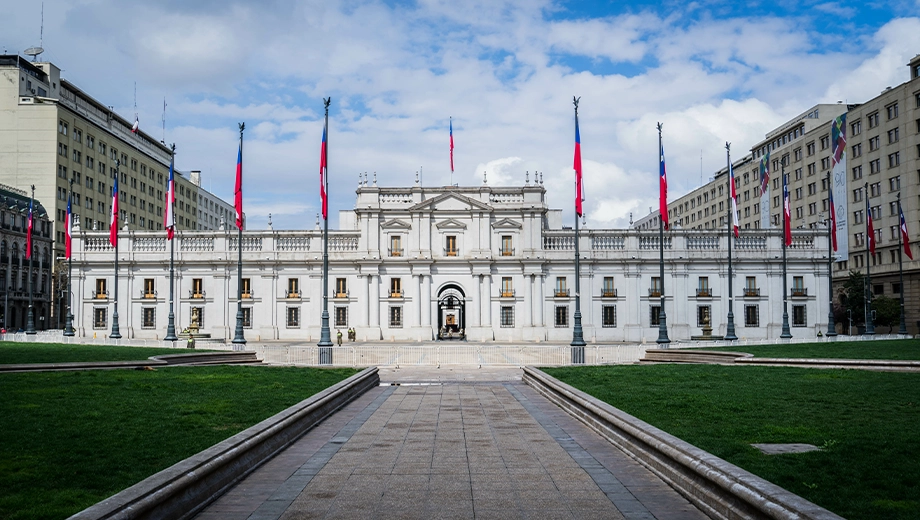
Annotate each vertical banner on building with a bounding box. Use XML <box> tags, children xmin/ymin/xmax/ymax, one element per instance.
<box><xmin>759</xmin><ymin>151</ymin><xmax>771</xmax><ymax>229</ymax></box>
<box><xmin>831</xmin><ymin>114</ymin><xmax>848</xmax><ymax>261</ymax></box>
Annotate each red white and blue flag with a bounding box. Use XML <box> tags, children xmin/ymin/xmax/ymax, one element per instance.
<box><xmin>164</xmin><ymin>153</ymin><xmax>175</xmax><ymax>239</ymax></box>
<box><xmin>729</xmin><ymin>160</ymin><xmax>739</xmax><ymax>238</ymax></box>
<box><xmin>320</xmin><ymin>125</ymin><xmax>328</xmax><ymax>220</ymax></box>
<box><xmin>574</xmin><ymin>112</ymin><xmax>584</xmax><ymax>217</ymax></box>
<box><xmin>131</xmin><ymin>116</ymin><xmax>139</xmax><ymax>134</ymax></box>
<box><xmin>26</xmin><ymin>197</ymin><xmax>33</xmax><ymax>259</ymax></box>
<box><xmin>783</xmin><ymin>170</ymin><xmax>792</xmax><ymax>246</ymax></box>
<box><xmin>234</xmin><ymin>134</ymin><xmax>244</xmax><ymax>230</ymax></box>
<box><xmin>866</xmin><ymin>190</ymin><xmax>875</xmax><ymax>255</ymax></box>
<box><xmin>659</xmin><ymin>136</ymin><xmax>669</xmax><ymax>229</ymax></box>
<box><xmin>110</xmin><ymin>175</ymin><xmax>119</xmax><ymax>247</ymax></box>
<box><xmin>900</xmin><ymin>200</ymin><xmax>913</xmax><ymax>260</ymax></box>
<box><xmin>65</xmin><ymin>194</ymin><xmax>73</xmax><ymax>259</ymax></box>
<box><xmin>449</xmin><ymin>117</ymin><xmax>454</xmax><ymax>173</ymax></box>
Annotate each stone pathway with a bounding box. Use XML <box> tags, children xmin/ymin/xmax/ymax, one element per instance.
<box><xmin>195</xmin><ymin>368</ymin><xmax>707</xmax><ymax>519</ymax></box>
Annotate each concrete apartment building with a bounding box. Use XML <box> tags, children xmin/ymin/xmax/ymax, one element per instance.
<box><xmin>0</xmin><ymin>183</ymin><xmax>53</xmax><ymax>330</ymax></box>
<box><xmin>0</xmin><ymin>55</ymin><xmax>235</xmax><ymax>255</ymax></box>
<box><xmin>644</xmin><ymin>55</ymin><xmax>920</xmax><ymax>333</ymax></box>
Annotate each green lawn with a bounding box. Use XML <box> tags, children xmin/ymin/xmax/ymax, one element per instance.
<box><xmin>0</xmin><ymin>365</ymin><xmax>359</xmax><ymax>520</ymax></box>
<box><xmin>0</xmin><ymin>342</ymin><xmax>219</xmax><ymax>365</ymax></box>
<box><xmin>544</xmin><ymin>364</ymin><xmax>920</xmax><ymax>520</ymax></box>
<box><xmin>689</xmin><ymin>338</ymin><xmax>920</xmax><ymax>360</ymax></box>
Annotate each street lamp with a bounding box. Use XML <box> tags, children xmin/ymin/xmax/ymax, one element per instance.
<box><xmin>819</xmin><ymin>213</ymin><xmax>836</xmax><ymax>337</ymax></box>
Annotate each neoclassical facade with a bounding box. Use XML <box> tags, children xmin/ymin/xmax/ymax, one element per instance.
<box><xmin>70</xmin><ymin>184</ymin><xmax>830</xmax><ymax>342</ymax></box>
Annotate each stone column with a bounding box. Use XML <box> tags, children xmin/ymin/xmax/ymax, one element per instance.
<box><xmin>414</xmin><ymin>274</ymin><xmax>422</xmax><ymax>327</ymax></box>
<box><xmin>370</xmin><ymin>274</ymin><xmax>380</xmax><ymax>327</ymax></box>
<box><xmin>524</xmin><ymin>274</ymin><xmax>533</xmax><ymax>327</ymax></box>
<box><xmin>357</xmin><ymin>273</ymin><xmax>368</xmax><ymax>327</ymax></box>
<box><xmin>422</xmin><ymin>275</ymin><xmax>431</xmax><ymax>327</ymax></box>
<box><xmin>536</xmin><ymin>274</ymin><xmax>545</xmax><ymax>326</ymax></box>
<box><xmin>482</xmin><ymin>274</ymin><xmax>492</xmax><ymax>327</ymax></box>
<box><xmin>471</xmin><ymin>274</ymin><xmax>481</xmax><ymax>327</ymax></box>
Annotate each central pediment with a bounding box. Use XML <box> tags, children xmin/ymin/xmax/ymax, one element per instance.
<box><xmin>409</xmin><ymin>192</ymin><xmax>493</xmax><ymax>213</ymax></box>
<box><xmin>435</xmin><ymin>218</ymin><xmax>468</xmax><ymax>230</ymax></box>
<box><xmin>381</xmin><ymin>219</ymin><xmax>411</xmax><ymax>230</ymax></box>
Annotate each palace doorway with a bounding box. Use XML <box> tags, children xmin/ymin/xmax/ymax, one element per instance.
<box><xmin>437</xmin><ymin>285</ymin><xmax>465</xmax><ymax>340</ymax></box>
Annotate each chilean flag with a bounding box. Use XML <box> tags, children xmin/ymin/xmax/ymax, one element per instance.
<box><xmin>866</xmin><ymin>192</ymin><xmax>875</xmax><ymax>256</ymax></box>
<box><xmin>828</xmin><ymin>184</ymin><xmax>838</xmax><ymax>252</ymax></box>
<box><xmin>164</xmin><ymin>154</ymin><xmax>175</xmax><ymax>239</ymax></box>
<box><xmin>574</xmin><ymin>112</ymin><xmax>584</xmax><ymax>217</ymax></box>
<box><xmin>110</xmin><ymin>175</ymin><xmax>119</xmax><ymax>247</ymax></box>
<box><xmin>900</xmin><ymin>201</ymin><xmax>913</xmax><ymax>260</ymax></box>
<box><xmin>65</xmin><ymin>194</ymin><xmax>73</xmax><ymax>259</ymax></box>
<box><xmin>320</xmin><ymin>125</ymin><xmax>328</xmax><ymax>220</ymax></box>
<box><xmin>729</xmin><ymin>160</ymin><xmax>739</xmax><ymax>238</ymax></box>
<box><xmin>234</xmin><ymin>135</ymin><xmax>244</xmax><ymax>230</ymax></box>
<box><xmin>449</xmin><ymin>117</ymin><xmax>454</xmax><ymax>173</ymax></box>
<box><xmin>659</xmin><ymin>135</ymin><xmax>669</xmax><ymax>229</ymax></box>
<box><xmin>783</xmin><ymin>171</ymin><xmax>792</xmax><ymax>246</ymax></box>
<box><xmin>26</xmin><ymin>197</ymin><xmax>33</xmax><ymax>259</ymax></box>
<box><xmin>131</xmin><ymin>116</ymin><xmax>139</xmax><ymax>134</ymax></box>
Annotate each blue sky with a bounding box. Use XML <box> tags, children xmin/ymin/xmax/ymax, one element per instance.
<box><xmin>3</xmin><ymin>0</ymin><xmax>919</xmax><ymax>229</ymax></box>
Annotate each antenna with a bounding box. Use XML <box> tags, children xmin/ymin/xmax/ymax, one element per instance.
<box><xmin>161</xmin><ymin>97</ymin><xmax>167</xmax><ymax>143</ymax></box>
<box><xmin>23</xmin><ymin>3</ymin><xmax>45</xmax><ymax>61</ymax></box>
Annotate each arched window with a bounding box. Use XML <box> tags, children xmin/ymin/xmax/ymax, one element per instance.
<box><xmin>1</xmin><ymin>240</ymin><xmax>6</xmax><ymax>257</ymax></box>
<box><xmin>11</xmin><ymin>243</ymin><xmax>18</xmax><ymax>261</ymax></box>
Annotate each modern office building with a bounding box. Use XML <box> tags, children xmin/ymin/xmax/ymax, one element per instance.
<box><xmin>69</xmin><ymin>181</ymin><xmax>829</xmax><ymax>342</ymax></box>
<box><xmin>0</xmin><ymin>183</ymin><xmax>53</xmax><ymax>330</ymax></box>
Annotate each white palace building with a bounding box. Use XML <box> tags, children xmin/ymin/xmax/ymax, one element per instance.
<box><xmin>69</xmin><ymin>181</ymin><xmax>831</xmax><ymax>343</ymax></box>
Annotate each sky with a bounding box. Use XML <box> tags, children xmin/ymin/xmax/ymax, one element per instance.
<box><xmin>3</xmin><ymin>0</ymin><xmax>920</xmax><ymax>230</ymax></box>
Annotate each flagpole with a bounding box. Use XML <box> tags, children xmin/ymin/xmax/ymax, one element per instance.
<box><xmin>780</xmin><ymin>163</ymin><xmax>791</xmax><ymax>339</ymax></box>
<box><xmin>570</xmin><ymin>97</ymin><xmax>586</xmax><ymax>359</ymax></box>
<box><xmin>724</xmin><ymin>142</ymin><xmax>737</xmax><ymax>341</ymax></box>
<box><xmin>26</xmin><ymin>185</ymin><xmax>36</xmax><ymax>335</ymax></box>
<box><xmin>826</xmin><ymin>169</ymin><xmax>837</xmax><ymax>337</ymax></box>
<box><xmin>318</xmin><ymin>98</ymin><xmax>334</xmax><ymax>357</ymax></box>
<box><xmin>897</xmin><ymin>192</ymin><xmax>907</xmax><ymax>334</ymax></box>
<box><xmin>656</xmin><ymin>123</ymin><xmax>670</xmax><ymax>345</ymax></box>
<box><xmin>864</xmin><ymin>182</ymin><xmax>874</xmax><ymax>335</ymax></box>
<box><xmin>64</xmin><ymin>176</ymin><xmax>75</xmax><ymax>337</ymax></box>
<box><xmin>111</xmin><ymin>161</ymin><xmax>122</xmax><ymax>340</ymax></box>
<box><xmin>232</xmin><ymin>124</ymin><xmax>247</xmax><ymax>345</ymax></box>
<box><xmin>165</xmin><ymin>144</ymin><xmax>178</xmax><ymax>342</ymax></box>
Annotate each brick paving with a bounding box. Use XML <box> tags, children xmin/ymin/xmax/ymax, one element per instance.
<box><xmin>196</xmin><ymin>368</ymin><xmax>707</xmax><ymax>519</ymax></box>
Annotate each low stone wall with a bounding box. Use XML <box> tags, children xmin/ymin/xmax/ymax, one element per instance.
<box><xmin>643</xmin><ymin>349</ymin><xmax>752</xmax><ymax>364</ymax></box>
<box><xmin>68</xmin><ymin>367</ymin><xmax>380</xmax><ymax>520</ymax></box>
<box><xmin>0</xmin><ymin>351</ymin><xmax>259</xmax><ymax>373</ymax></box>
<box><xmin>523</xmin><ymin>367</ymin><xmax>842</xmax><ymax>520</ymax></box>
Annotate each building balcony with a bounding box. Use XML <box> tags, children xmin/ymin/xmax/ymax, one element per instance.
<box><xmin>648</xmin><ymin>289</ymin><xmax>662</xmax><ymax>297</ymax></box>
<box><xmin>389</xmin><ymin>290</ymin><xmax>403</xmax><ymax>298</ymax></box>
<box><xmin>334</xmin><ymin>290</ymin><xmax>349</xmax><ymax>299</ymax></box>
<box><xmin>696</xmin><ymin>288</ymin><xmax>712</xmax><ymax>298</ymax></box>
<box><xmin>285</xmin><ymin>290</ymin><xmax>301</xmax><ymax>299</ymax></box>
<box><xmin>189</xmin><ymin>290</ymin><xmax>206</xmax><ymax>299</ymax></box>
<box><xmin>444</xmin><ymin>248</ymin><xmax>459</xmax><ymax>257</ymax></box>
<box><xmin>241</xmin><ymin>291</ymin><xmax>253</xmax><ymax>299</ymax></box>
<box><xmin>388</xmin><ymin>248</ymin><xmax>403</xmax><ymax>257</ymax></box>
<box><xmin>140</xmin><ymin>290</ymin><xmax>157</xmax><ymax>299</ymax></box>
<box><xmin>791</xmin><ymin>288</ymin><xmax>808</xmax><ymax>297</ymax></box>
<box><xmin>500</xmin><ymin>289</ymin><xmax>515</xmax><ymax>298</ymax></box>
<box><xmin>500</xmin><ymin>248</ymin><xmax>515</xmax><ymax>256</ymax></box>
<box><xmin>554</xmin><ymin>289</ymin><xmax>570</xmax><ymax>298</ymax></box>
<box><xmin>93</xmin><ymin>291</ymin><xmax>109</xmax><ymax>300</ymax></box>
<box><xmin>744</xmin><ymin>288</ymin><xmax>760</xmax><ymax>297</ymax></box>
<box><xmin>601</xmin><ymin>289</ymin><xmax>617</xmax><ymax>298</ymax></box>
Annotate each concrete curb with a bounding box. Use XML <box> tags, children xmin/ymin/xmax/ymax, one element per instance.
<box><xmin>0</xmin><ymin>351</ymin><xmax>259</xmax><ymax>373</ymax></box>
<box><xmin>68</xmin><ymin>366</ymin><xmax>380</xmax><ymax>520</ymax></box>
<box><xmin>644</xmin><ymin>349</ymin><xmax>920</xmax><ymax>372</ymax></box>
<box><xmin>522</xmin><ymin>367</ymin><xmax>843</xmax><ymax>520</ymax></box>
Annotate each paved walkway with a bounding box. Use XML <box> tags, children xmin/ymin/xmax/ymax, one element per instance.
<box><xmin>195</xmin><ymin>368</ymin><xmax>707</xmax><ymax>519</ymax></box>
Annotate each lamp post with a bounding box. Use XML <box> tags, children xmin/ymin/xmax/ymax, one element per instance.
<box><xmin>896</xmin><ymin>192</ymin><xmax>907</xmax><ymax>335</ymax></box>
<box><xmin>232</xmin><ymin>124</ymin><xmax>247</xmax><ymax>345</ymax></box>
<box><xmin>570</xmin><ymin>97</ymin><xmax>586</xmax><ymax>361</ymax></box>
<box><xmin>110</xmin><ymin>162</ymin><xmax>122</xmax><ymax>340</ymax></box>
<box><xmin>823</xmin><ymin>210</ymin><xmax>837</xmax><ymax>337</ymax></box>
<box><xmin>864</xmin><ymin>182</ymin><xmax>875</xmax><ymax>335</ymax></box>
<box><xmin>317</xmin><ymin>98</ymin><xmax>333</xmax><ymax>364</ymax></box>
<box><xmin>656</xmin><ymin>123</ymin><xmax>670</xmax><ymax>345</ymax></box>
<box><xmin>724</xmin><ymin>142</ymin><xmax>737</xmax><ymax>341</ymax></box>
<box><xmin>780</xmin><ymin>163</ymin><xmax>792</xmax><ymax>339</ymax></box>
<box><xmin>25</xmin><ymin>185</ymin><xmax>36</xmax><ymax>335</ymax></box>
<box><xmin>164</xmin><ymin>144</ymin><xmax>178</xmax><ymax>342</ymax></box>
<box><xmin>63</xmin><ymin>177</ymin><xmax>75</xmax><ymax>336</ymax></box>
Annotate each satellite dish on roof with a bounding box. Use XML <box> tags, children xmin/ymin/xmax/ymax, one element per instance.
<box><xmin>24</xmin><ymin>46</ymin><xmax>44</xmax><ymax>59</ymax></box>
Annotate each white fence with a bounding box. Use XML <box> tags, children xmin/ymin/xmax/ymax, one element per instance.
<box><xmin>257</xmin><ymin>344</ymin><xmax>649</xmax><ymax>367</ymax></box>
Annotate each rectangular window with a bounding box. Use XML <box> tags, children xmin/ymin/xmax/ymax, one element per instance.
<box><xmin>95</xmin><ymin>278</ymin><xmax>107</xmax><ymax>299</ymax></box>
<box><xmin>334</xmin><ymin>306</ymin><xmax>347</xmax><ymax>328</ymax></box>
<box><xmin>886</xmin><ymin>103</ymin><xmax>899</xmax><ymax>120</ymax></box>
<box><xmin>500</xmin><ymin>306</ymin><xmax>514</xmax><ymax>328</ymax></box>
<box><xmin>697</xmin><ymin>276</ymin><xmax>710</xmax><ymax>297</ymax></box>
<box><xmin>501</xmin><ymin>277</ymin><xmax>514</xmax><ymax>297</ymax></box>
<box><xmin>241</xmin><ymin>278</ymin><xmax>252</xmax><ymax>299</ymax></box>
<box><xmin>554</xmin><ymin>306</ymin><xmax>569</xmax><ymax>328</ymax></box>
<box><xmin>602</xmin><ymin>305</ymin><xmax>616</xmax><ymax>328</ymax></box>
<box><xmin>650</xmin><ymin>276</ymin><xmax>662</xmax><ymax>297</ymax></box>
<box><xmin>889</xmin><ymin>152</ymin><xmax>900</xmax><ymax>168</ymax></box>
<box><xmin>744</xmin><ymin>276</ymin><xmax>758</xmax><ymax>297</ymax></box>
<box><xmin>287</xmin><ymin>278</ymin><xmax>300</xmax><ymax>298</ymax></box>
<box><xmin>868</xmin><ymin>112</ymin><xmax>879</xmax><ymax>128</ymax></box>
<box><xmin>555</xmin><ymin>277</ymin><xmax>568</xmax><ymax>297</ymax></box>
<box><xmin>192</xmin><ymin>278</ymin><xmax>204</xmax><ymax>298</ymax></box>
<box><xmin>889</xmin><ymin>176</ymin><xmax>901</xmax><ymax>191</ymax></box>
<box><xmin>142</xmin><ymin>307</ymin><xmax>155</xmax><ymax>328</ymax></box>
<box><xmin>602</xmin><ymin>277</ymin><xmax>616</xmax><ymax>297</ymax></box>
<box><xmin>190</xmin><ymin>307</ymin><xmax>204</xmax><ymax>329</ymax></box>
<box><xmin>93</xmin><ymin>308</ymin><xmax>107</xmax><ymax>329</ymax></box>
<box><xmin>869</xmin><ymin>136</ymin><xmax>880</xmax><ymax>151</ymax></box>
<box><xmin>869</xmin><ymin>159</ymin><xmax>881</xmax><ymax>174</ymax></box>
<box><xmin>792</xmin><ymin>276</ymin><xmax>806</xmax><ymax>296</ymax></box>
<box><xmin>143</xmin><ymin>278</ymin><xmax>155</xmax><ymax>298</ymax></box>
<box><xmin>335</xmin><ymin>278</ymin><xmax>347</xmax><ymax>298</ymax></box>
<box><xmin>242</xmin><ymin>308</ymin><xmax>252</xmax><ymax>328</ymax></box>
<box><xmin>888</xmin><ymin>128</ymin><xmax>900</xmax><ymax>143</ymax></box>
<box><xmin>389</xmin><ymin>235</ymin><xmax>402</xmax><ymax>257</ymax></box>
<box><xmin>852</xmin><ymin>165</ymin><xmax>863</xmax><ymax>180</ymax></box>
<box><xmin>445</xmin><ymin>235</ymin><xmax>458</xmax><ymax>256</ymax></box>
<box><xmin>744</xmin><ymin>305</ymin><xmax>759</xmax><ymax>327</ymax></box>
<box><xmin>501</xmin><ymin>235</ymin><xmax>513</xmax><ymax>256</ymax></box>
<box><xmin>390</xmin><ymin>278</ymin><xmax>402</xmax><ymax>298</ymax></box>
<box><xmin>870</xmin><ymin>182</ymin><xmax>881</xmax><ymax>197</ymax></box>
<box><xmin>389</xmin><ymin>306</ymin><xmax>403</xmax><ymax>328</ymax></box>
<box><xmin>851</xmin><ymin>119</ymin><xmax>861</xmax><ymax>136</ymax></box>
<box><xmin>851</xmin><ymin>143</ymin><xmax>862</xmax><ymax>158</ymax></box>
<box><xmin>287</xmin><ymin>307</ymin><xmax>301</xmax><ymax>328</ymax></box>
<box><xmin>792</xmin><ymin>305</ymin><xmax>807</xmax><ymax>327</ymax></box>
<box><xmin>697</xmin><ymin>305</ymin><xmax>711</xmax><ymax>327</ymax></box>
<box><xmin>650</xmin><ymin>305</ymin><xmax>661</xmax><ymax>326</ymax></box>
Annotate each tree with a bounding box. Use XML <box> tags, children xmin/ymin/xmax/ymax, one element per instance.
<box><xmin>841</xmin><ymin>270</ymin><xmax>867</xmax><ymax>328</ymax></box>
<box><xmin>872</xmin><ymin>295</ymin><xmax>900</xmax><ymax>333</ymax></box>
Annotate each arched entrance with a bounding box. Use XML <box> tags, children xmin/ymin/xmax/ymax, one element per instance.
<box><xmin>437</xmin><ymin>285</ymin><xmax>466</xmax><ymax>340</ymax></box>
